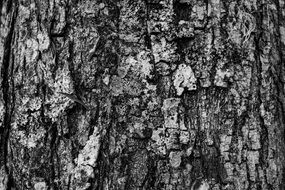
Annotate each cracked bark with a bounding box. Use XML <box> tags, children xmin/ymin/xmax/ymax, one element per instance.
<box><xmin>0</xmin><ymin>0</ymin><xmax>285</xmax><ymax>189</ymax></box>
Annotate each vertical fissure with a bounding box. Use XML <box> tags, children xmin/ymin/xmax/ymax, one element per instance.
<box><xmin>0</xmin><ymin>1</ymin><xmax>17</xmax><ymax>189</ymax></box>
<box><xmin>253</xmin><ymin>2</ymin><xmax>270</xmax><ymax>187</ymax></box>
<box><xmin>1</xmin><ymin>2</ymin><xmax>15</xmax><ymax>166</ymax></box>
<box><xmin>273</xmin><ymin>0</ymin><xmax>285</xmax><ymax>188</ymax></box>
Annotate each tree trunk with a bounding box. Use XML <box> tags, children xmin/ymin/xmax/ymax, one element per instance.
<box><xmin>0</xmin><ymin>0</ymin><xmax>285</xmax><ymax>189</ymax></box>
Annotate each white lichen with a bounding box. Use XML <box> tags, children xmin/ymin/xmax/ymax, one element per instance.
<box><xmin>34</xmin><ymin>182</ymin><xmax>47</xmax><ymax>190</ymax></box>
<box><xmin>247</xmin><ymin>151</ymin><xmax>259</xmax><ymax>181</ymax></box>
<box><xmin>103</xmin><ymin>75</ymin><xmax>110</xmax><ymax>85</ymax></box>
<box><xmin>77</xmin><ymin>131</ymin><xmax>100</xmax><ymax>169</ymax></box>
<box><xmin>214</xmin><ymin>68</ymin><xmax>233</xmax><ymax>87</ymax></box>
<box><xmin>0</xmin><ymin>167</ymin><xmax>8</xmax><ymax>190</ymax></box>
<box><xmin>148</xmin><ymin>21</ymin><xmax>170</xmax><ymax>34</ymax></box>
<box><xmin>16</xmin><ymin>127</ymin><xmax>46</xmax><ymax>149</ymax></box>
<box><xmin>73</xmin><ymin>127</ymin><xmax>101</xmax><ymax>189</ymax></box>
<box><xmin>0</xmin><ymin>99</ymin><xmax>5</xmax><ymax>126</ymax></box>
<box><xmin>162</xmin><ymin>98</ymin><xmax>180</xmax><ymax>124</ymax></box>
<box><xmin>152</xmin><ymin>37</ymin><xmax>179</xmax><ymax>63</ymax></box>
<box><xmin>37</xmin><ymin>32</ymin><xmax>50</xmax><ymax>51</ymax></box>
<box><xmin>137</xmin><ymin>50</ymin><xmax>153</xmax><ymax>78</ymax></box>
<box><xmin>280</xmin><ymin>26</ymin><xmax>285</xmax><ymax>44</ymax></box>
<box><xmin>179</xmin><ymin>131</ymin><xmax>190</xmax><ymax>144</ymax></box>
<box><xmin>173</xmin><ymin>64</ymin><xmax>197</xmax><ymax>95</ymax></box>
<box><xmin>46</xmin><ymin>63</ymin><xmax>74</xmax><ymax>121</ymax></box>
<box><xmin>169</xmin><ymin>151</ymin><xmax>182</xmax><ymax>168</ymax></box>
<box><xmin>177</xmin><ymin>20</ymin><xmax>194</xmax><ymax>38</ymax></box>
<box><xmin>124</xmin><ymin>50</ymin><xmax>153</xmax><ymax>78</ymax></box>
<box><xmin>150</xmin><ymin>127</ymin><xmax>166</xmax><ymax>155</ymax></box>
<box><xmin>25</xmin><ymin>38</ymin><xmax>39</xmax><ymax>63</ymax></box>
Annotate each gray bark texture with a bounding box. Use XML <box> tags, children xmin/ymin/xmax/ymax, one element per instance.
<box><xmin>0</xmin><ymin>0</ymin><xmax>285</xmax><ymax>189</ymax></box>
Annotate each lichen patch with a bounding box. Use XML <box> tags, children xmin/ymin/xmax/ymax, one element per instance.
<box><xmin>173</xmin><ymin>64</ymin><xmax>197</xmax><ymax>95</ymax></box>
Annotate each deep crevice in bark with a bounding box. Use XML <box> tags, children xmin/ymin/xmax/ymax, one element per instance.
<box><xmin>1</xmin><ymin>2</ymin><xmax>17</xmax><ymax>189</ymax></box>
<box><xmin>1</xmin><ymin>8</ymin><xmax>13</xmax><ymax>166</ymax></box>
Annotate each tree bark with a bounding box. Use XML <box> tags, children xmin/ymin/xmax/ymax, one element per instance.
<box><xmin>0</xmin><ymin>0</ymin><xmax>285</xmax><ymax>189</ymax></box>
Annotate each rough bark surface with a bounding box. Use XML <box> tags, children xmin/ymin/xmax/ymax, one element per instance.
<box><xmin>0</xmin><ymin>0</ymin><xmax>285</xmax><ymax>189</ymax></box>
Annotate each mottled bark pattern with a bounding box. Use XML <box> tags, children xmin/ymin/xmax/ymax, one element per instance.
<box><xmin>0</xmin><ymin>0</ymin><xmax>285</xmax><ymax>189</ymax></box>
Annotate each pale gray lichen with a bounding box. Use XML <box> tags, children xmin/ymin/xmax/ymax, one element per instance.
<box><xmin>148</xmin><ymin>21</ymin><xmax>171</xmax><ymax>34</ymax></box>
<box><xmin>248</xmin><ymin>129</ymin><xmax>261</xmax><ymax>150</ymax></box>
<box><xmin>179</xmin><ymin>0</ymin><xmax>193</xmax><ymax>3</ymax></box>
<box><xmin>46</xmin><ymin>63</ymin><xmax>74</xmax><ymax>121</ymax></box>
<box><xmin>77</xmin><ymin>0</ymin><xmax>100</xmax><ymax>17</ymax></box>
<box><xmin>173</xmin><ymin>64</ymin><xmax>197</xmax><ymax>95</ymax></box>
<box><xmin>0</xmin><ymin>98</ymin><xmax>5</xmax><ymax>126</ymax></box>
<box><xmin>130</xmin><ymin>121</ymin><xmax>146</xmax><ymax>138</ymax></box>
<box><xmin>223</xmin><ymin>162</ymin><xmax>234</xmax><ymax>181</ymax></box>
<box><xmin>18</xmin><ymin>4</ymin><xmax>31</xmax><ymax>23</ymax></box>
<box><xmin>77</xmin><ymin>129</ymin><xmax>100</xmax><ymax>167</ymax></box>
<box><xmin>16</xmin><ymin>128</ymin><xmax>46</xmax><ymax>149</ymax></box>
<box><xmin>117</xmin><ymin>63</ymin><xmax>131</xmax><ymax>78</ymax></box>
<box><xmin>191</xmin><ymin>179</ymin><xmax>210</xmax><ymax>190</ymax></box>
<box><xmin>228</xmin><ymin>24</ymin><xmax>242</xmax><ymax>45</ymax></box>
<box><xmin>156</xmin><ymin>61</ymin><xmax>170</xmax><ymax>76</ymax></box>
<box><xmin>0</xmin><ymin>167</ymin><xmax>8</xmax><ymax>190</ymax></box>
<box><xmin>165</xmin><ymin>128</ymin><xmax>180</xmax><ymax>149</ymax></box>
<box><xmin>169</xmin><ymin>151</ymin><xmax>182</xmax><ymax>168</ymax></box>
<box><xmin>214</xmin><ymin>68</ymin><xmax>233</xmax><ymax>87</ymax></box>
<box><xmin>34</xmin><ymin>182</ymin><xmax>47</xmax><ymax>190</ymax></box>
<box><xmin>110</xmin><ymin>76</ymin><xmax>124</xmax><ymax>96</ymax></box>
<box><xmin>137</xmin><ymin>51</ymin><xmax>154</xmax><ymax>78</ymax></box>
<box><xmin>119</xmin><ymin>0</ymin><xmax>146</xmax><ymax>43</ymax></box>
<box><xmin>52</xmin><ymin>5</ymin><xmax>67</xmax><ymax>33</ymax></box>
<box><xmin>162</xmin><ymin>98</ymin><xmax>180</xmax><ymax>128</ymax></box>
<box><xmin>124</xmin><ymin>50</ymin><xmax>154</xmax><ymax>79</ymax></box>
<box><xmin>179</xmin><ymin>131</ymin><xmax>190</xmax><ymax>144</ymax></box>
<box><xmin>150</xmin><ymin>127</ymin><xmax>167</xmax><ymax>155</ymax></box>
<box><xmin>110</xmin><ymin>76</ymin><xmax>143</xmax><ymax>96</ymax></box>
<box><xmin>192</xmin><ymin>4</ymin><xmax>206</xmax><ymax>21</ymax></box>
<box><xmin>247</xmin><ymin>151</ymin><xmax>259</xmax><ymax>181</ymax></box>
<box><xmin>152</xmin><ymin>36</ymin><xmax>179</xmax><ymax>63</ymax></box>
<box><xmin>25</xmin><ymin>38</ymin><xmax>39</xmax><ymax>63</ymax></box>
<box><xmin>219</xmin><ymin>134</ymin><xmax>232</xmax><ymax>161</ymax></box>
<box><xmin>267</xmin><ymin>160</ymin><xmax>278</xmax><ymax>185</ymax></box>
<box><xmin>73</xmin><ymin>127</ymin><xmax>101</xmax><ymax>189</ymax></box>
<box><xmin>150</xmin><ymin>98</ymin><xmax>187</xmax><ymax>152</ymax></box>
<box><xmin>191</xmin><ymin>3</ymin><xmax>207</xmax><ymax>29</ymax></box>
<box><xmin>76</xmin><ymin>115</ymin><xmax>91</xmax><ymax>146</ymax></box>
<box><xmin>177</xmin><ymin>20</ymin><xmax>194</xmax><ymax>38</ymax></box>
<box><xmin>21</xmin><ymin>96</ymin><xmax>42</xmax><ymax>111</ymax></box>
<box><xmin>280</xmin><ymin>26</ymin><xmax>285</xmax><ymax>45</ymax></box>
<box><xmin>37</xmin><ymin>31</ymin><xmax>50</xmax><ymax>51</ymax></box>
